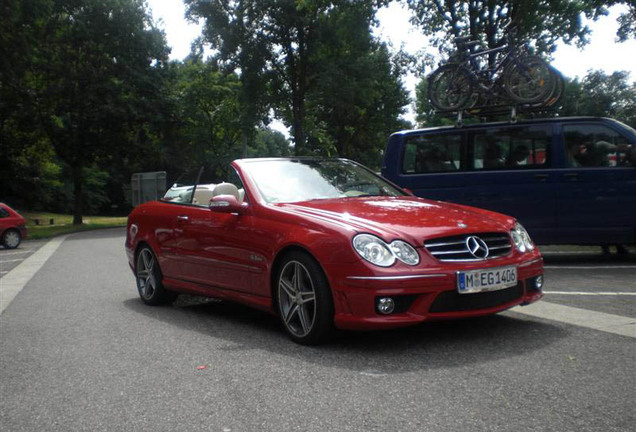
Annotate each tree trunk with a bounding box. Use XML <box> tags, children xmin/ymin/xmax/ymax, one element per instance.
<box><xmin>241</xmin><ymin>129</ymin><xmax>249</xmax><ymax>158</ymax></box>
<box><xmin>292</xmin><ymin>95</ymin><xmax>305</xmax><ymax>156</ymax></box>
<box><xmin>72</xmin><ymin>166</ymin><xmax>83</xmax><ymax>225</ymax></box>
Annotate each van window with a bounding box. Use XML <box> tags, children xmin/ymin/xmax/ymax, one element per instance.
<box><xmin>563</xmin><ymin>124</ymin><xmax>633</xmax><ymax>168</ymax></box>
<box><xmin>402</xmin><ymin>133</ymin><xmax>462</xmax><ymax>174</ymax></box>
<box><xmin>472</xmin><ymin>126</ymin><xmax>551</xmax><ymax>170</ymax></box>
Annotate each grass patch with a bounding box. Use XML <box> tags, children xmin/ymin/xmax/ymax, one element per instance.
<box><xmin>20</xmin><ymin>210</ymin><xmax>127</xmax><ymax>240</ymax></box>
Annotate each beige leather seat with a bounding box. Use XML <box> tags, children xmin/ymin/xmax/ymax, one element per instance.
<box><xmin>192</xmin><ymin>185</ymin><xmax>215</xmax><ymax>205</ymax></box>
<box><xmin>212</xmin><ymin>183</ymin><xmax>240</xmax><ymax>201</ymax></box>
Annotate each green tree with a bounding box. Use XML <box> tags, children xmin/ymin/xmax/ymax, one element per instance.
<box><xmin>616</xmin><ymin>4</ymin><xmax>636</xmax><ymax>42</ymax></box>
<box><xmin>247</xmin><ymin>127</ymin><xmax>292</xmax><ymax>157</ymax></box>
<box><xmin>405</xmin><ymin>0</ymin><xmax>609</xmax><ymax>57</ymax></box>
<box><xmin>305</xmin><ymin>3</ymin><xmax>410</xmax><ymax>167</ymax></box>
<box><xmin>35</xmin><ymin>0</ymin><xmax>170</xmax><ymax>224</ymax></box>
<box><xmin>265</xmin><ymin>0</ymin><xmax>389</xmax><ymax>155</ymax></box>
<box><xmin>185</xmin><ymin>0</ymin><xmax>271</xmax><ymax>159</ymax></box>
<box><xmin>168</xmin><ymin>59</ymin><xmax>243</xmax><ymax>174</ymax></box>
<box><xmin>560</xmin><ymin>70</ymin><xmax>636</xmax><ymax>127</ymax></box>
<box><xmin>0</xmin><ymin>0</ymin><xmax>63</xmax><ymax>210</ymax></box>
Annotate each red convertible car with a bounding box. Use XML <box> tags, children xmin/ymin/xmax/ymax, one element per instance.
<box><xmin>126</xmin><ymin>158</ymin><xmax>544</xmax><ymax>344</ymax></box>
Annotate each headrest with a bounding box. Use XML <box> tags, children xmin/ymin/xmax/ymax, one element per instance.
<box><xmin>212</xmin><ymin>182</ymin><xmax>240</xmax><ymax>200</ymax></box>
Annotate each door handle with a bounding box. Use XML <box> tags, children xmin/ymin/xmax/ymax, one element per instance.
<box><xmin>563</xmin><ymin>173</ymin><xmax>579</xmax><ymax>180</ymax></box>
<box><xmin>534</xmin><ymin>174</ymin><xmax>549</xmax><ymax>182</ymax></box>
<box><xmin>176</xmin><ymin>215</ymin><xmax>190</xmax><ymax>222</ymax></box>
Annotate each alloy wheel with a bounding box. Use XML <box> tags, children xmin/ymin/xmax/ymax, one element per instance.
<box><xmin>136</xmin><ymin>248</ymin><xmax>157</xmax><ymax>300</ymax></box>
<box><xmin>278</xmin><ymin>260</ymin><xmax>317</xmax><ymax>338</ymax></box>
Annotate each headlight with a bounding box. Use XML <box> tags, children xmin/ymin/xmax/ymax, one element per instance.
<box><xmin>352</xmin><ymin>234</ymin><xmax>420</xmax><ymax>267</ymax></box>
<box><xmin>511</xmin><ymin>223</ymin><xmax>535</xmax><ymax>253</ymax></box>
<box><xmin>353</xmin><ymin>234</ymin><xmax>396</xmax><ymax>267</ymax></box>
<box><xmin>389</xmin><ymin>240</ymin><xmax>420</xmax><ymax>265</ymax></box>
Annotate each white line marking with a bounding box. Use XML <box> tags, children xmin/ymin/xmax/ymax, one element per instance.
<box><xmin>544</xmin><ymin>265</ymin><xmax>636</xmax><ymax>269</ymax></box>
<box><xmin>508</xmin><ymin>302</ymin><xmax>636</xmax><ymax>339</ymax></box>
<box><xmin>544</xmin><ymin>291</ymin><xmax>636</xmax><ymax>296</ymax></box>
<box><xmin>0</xmin><ymin>250</ymin><xmax>33</xmax><ymax>256</ymax></box>
<box><xmin>0</xmin><ymin>259</ymin><xmax>27</xmax><ymax>264</ymax></box>
<box><xmin>360</xmin><ymin>371</ymin><xmax>388</xmax><ymax>377</ymax></box>
<box><xmin>0</xmin><ymin>235</ymin><xmax>68</xmax><ymax>315</ymax></box>
<box><xmin>541</xmin><ymin>251</ymin><xmax>602</xmax><ymax>255</ymax></box>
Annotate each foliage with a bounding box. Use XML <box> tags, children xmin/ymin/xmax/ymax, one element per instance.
<box><xmin>0</xmin><ymin>0</ymin><xmax>172</xmax><ymax>224</ymax></box>
<box><xmin>188</xmin><ymin>0</ymin><xmax>405</xmax><ymax>159</ymax></box>
<box><xmin>185</xmin><ymin>0</ymin><xmax>271</xmax><ymax>157</ymax></box>
<box><xmin>167</xmin><ymin>59</ymin><xmax>242</xmax><ymax>174</ymax></box>
<box><xmin>616</xmin><ymin>4</ymin><xmax>636</xmax><ymax>42</ymax></box>
<box><xmin>248</xmin><ymin>128</ymin><xmax>292</xmax><ymax>158</ymax></box>
<box><xmin>405</xmin><ymin>0</ymin><xmax>610</xmax><ymax>58</ymax></box>
<box><xmin>560</xmin><ymin>70</ymin><xmax>636</xmax><ymax>127</ymax></box>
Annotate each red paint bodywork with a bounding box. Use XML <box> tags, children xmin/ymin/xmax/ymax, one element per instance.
<box><xmin>0</xmin><ymin>203</ymin><xmax>28</xmax><ymax>241</ymax></box>
<box><xmin>125</xmin><ymin>159</ymin><xmax>543</xmax><ymax>331</ymax></box>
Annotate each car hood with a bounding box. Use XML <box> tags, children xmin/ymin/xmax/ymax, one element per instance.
<box><xmin>276</xmin><ymin>196</ymin><xmax>514</xmax><ymax>243</ymax></box>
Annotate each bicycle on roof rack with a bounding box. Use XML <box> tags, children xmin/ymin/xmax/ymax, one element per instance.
<box><xmin>427</xmin><ymin>28</ymin><xmax>563</xmax><ymax>113</ymax></box>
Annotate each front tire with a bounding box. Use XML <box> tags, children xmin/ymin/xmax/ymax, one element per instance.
<box><xmin>2</xmin><ymin>229</ymin><xmax>22</xmax><ymax>249</ymax></box>
<box><xmin>135</xmin><ymin>246</ymin><xmax>177</xmax><ymax>305</ymax></box>
<box><xmin>428</xmin><ymin>64</ymin><xmax>474</xmax><ymax>111</ymax></box>
<box><xmin>275</xmin><ymin>252</ymin><xmax>334</xmax><ymax>345</ymax></box>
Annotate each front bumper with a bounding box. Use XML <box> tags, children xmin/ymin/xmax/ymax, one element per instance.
<box><xmin>329</xmin><ymin>256</ymin><xmax>544</xmax><ymax>331</ymax></box>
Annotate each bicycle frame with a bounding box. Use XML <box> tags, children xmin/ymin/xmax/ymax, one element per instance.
<box><xmin>458</xmin><ymin>41</ymin><xmax>522</xmax><ymax>92</ymax></box>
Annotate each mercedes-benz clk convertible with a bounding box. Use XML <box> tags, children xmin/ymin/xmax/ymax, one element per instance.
<box><xmin>126</xmin><ymin>158</ymin><xmax>544</xmax><ymax>344</ymax></box>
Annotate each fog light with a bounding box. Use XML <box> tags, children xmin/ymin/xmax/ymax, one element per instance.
<box><xmin>377</xmin><ymin>297</ymin><xmax>395</xmax><ymax>315</ymax></box>
<box><xmin>535</xmin><ymin>275</ymin><xmax>544</xmax><ymax>290</ymax></box>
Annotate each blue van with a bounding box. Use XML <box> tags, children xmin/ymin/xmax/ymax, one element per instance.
<box><xmin>382</xmin><ymin>117</ymin><xmax>636</xmax><ymax>246</ymax></box>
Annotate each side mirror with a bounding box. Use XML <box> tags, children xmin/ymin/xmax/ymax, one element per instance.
<box><xmin>209</xmin><ymin>195</ymin><xmax>247</xmax><ymax>214</ymax></box>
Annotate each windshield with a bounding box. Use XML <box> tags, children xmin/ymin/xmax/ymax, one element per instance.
<box><xmin>243</xmin><ymin>159</ymin><xmax>406</xmax><ymax>203</ymax></box>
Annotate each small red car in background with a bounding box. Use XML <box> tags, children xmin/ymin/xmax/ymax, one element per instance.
<box><xmin>126</xmin><ymin>158</ymin><xmax>544</xmax><ymax>344</ymax></box>
<box><xmin>0</xmin><ymin>203</ymin><xmax>27</xmax><ymax>249</ymax></box>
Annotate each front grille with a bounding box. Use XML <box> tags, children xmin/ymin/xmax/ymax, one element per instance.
<box><xmin>424</xmin><ymin>232</ymin><xmax>512</xmax><ymax>262</ymax></box>
<box><xmin>429</xmin><ymin>283</ymin><xmax>524</xmax><ymax>313</ymax></box>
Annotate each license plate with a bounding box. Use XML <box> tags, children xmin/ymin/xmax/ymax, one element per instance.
<box><xmin>456</xmin><ymin>266</ymin><xmax>517</xmax><ymax>294</ymax></box>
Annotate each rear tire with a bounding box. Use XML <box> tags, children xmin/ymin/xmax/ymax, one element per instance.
<box><xmin>2</xmin><ymin>229</ymin><xmax>21</xmax><ymax>249</ymax></box>
<box><xmin>275</xmin><ymin>252</ymin><xmax>334</xmax><ymax>345</ymax></box>
<box><xmin>135</xmin><ymin>246</ymin><xmax>177</xmax><ymax>305</ymax></box>
<box><xmin>503</xmin><ymin>56</ymin><xmax>555</xmax><ymax>104</ymax></box>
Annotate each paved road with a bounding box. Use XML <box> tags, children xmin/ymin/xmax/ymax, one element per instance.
<box><xmin>1</xmin><ymin>229</ymin><xmax>634</xmax><ymax>431</ymax></box>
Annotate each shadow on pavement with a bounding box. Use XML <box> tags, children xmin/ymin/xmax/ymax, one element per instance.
<box><xmin>123</xmin><ymin>295</ymin><xmax>567</xmax><ymax>374</ymax></box>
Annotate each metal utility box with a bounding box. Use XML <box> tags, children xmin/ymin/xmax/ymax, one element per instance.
<box><xmin>131</xmin><ymin>171</ymin><xmax>167</xmax><ymax>207</ymax></box>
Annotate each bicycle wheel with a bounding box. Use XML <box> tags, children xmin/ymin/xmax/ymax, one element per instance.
<box><xmin>428</xmin><ymin>64</ymin><xmax>474</xmax><ymax>111</ymax></box>
<box><xmin>544</xmin><ymin>66</ymin><xmax>564</xmax><ymax>107</ymax></box>
<box><xmin>503</xmin><ymin>56</ymin><xmax>555</xmax><ymax>104</ymax></box>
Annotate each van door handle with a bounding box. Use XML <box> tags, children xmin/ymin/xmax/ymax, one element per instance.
<box><xmin>534</xmin><ymin>174</ymin><xmax>549</xmax><ymax>182</ymax></box>
<box><xmin>563</xmin><ymin>173</ymin><xmax>579</xmax><ymax>181</ymax></box>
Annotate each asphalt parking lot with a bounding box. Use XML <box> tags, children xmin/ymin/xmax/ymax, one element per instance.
<box><xmin>1</xmin><ymin>231</ymin><xmax>634</xmax><ymax>431</ymax></box>
<box><xmin>0</xmin><ymin>239</ymin><xmax>48</xmax><ymax>276</ymax></box>
<box><xmin>539</xmin><ymin>247</ymin><xmax>636</xmax><ymax>318</ymax></box>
